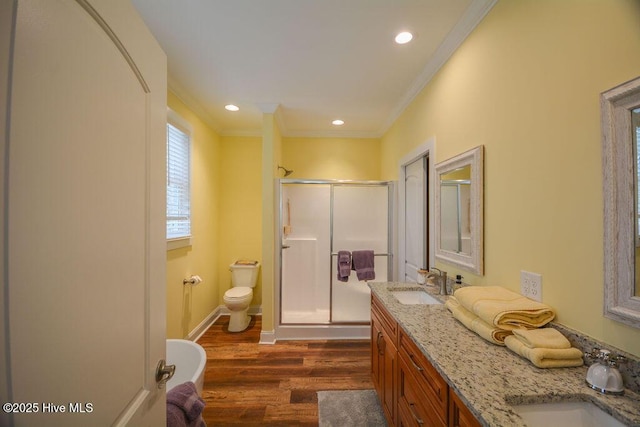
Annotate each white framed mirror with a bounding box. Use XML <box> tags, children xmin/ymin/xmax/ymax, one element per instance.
<box><xmin>602</xmin><ymin>76</ymin><xmax>640</xmax><ymax>328</ymax></box>
<box><xmin>434</xmin><ymin>145</ymin><xmax>484</xmax><ymax>275</ymax></box>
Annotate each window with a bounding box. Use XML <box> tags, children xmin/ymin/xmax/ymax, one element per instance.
<box><xmin>166</xmin><ymin>109</ymin><xmax>191</xmax><ymax>249</ymax></box>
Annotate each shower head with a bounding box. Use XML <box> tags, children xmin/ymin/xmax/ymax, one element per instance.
<box><xmin>278</xmin><ymin>165</ymin><xmax>293</xmax><ymax>177</ymax></box>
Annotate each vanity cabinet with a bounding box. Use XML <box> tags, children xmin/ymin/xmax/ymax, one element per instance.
<box><xmin>371</xmin><ymin>294</ymin><xmax>398</xmax><ymax>425</ymax></box>
<box><xmin>398</xmin><ymin>328</ymin><xmax>448</xmax><ymax>426</ymax></box>
<box><xmin>371</xmin><ymin>294</ymin><xmax>481</xmax><ymax>427</ymax></box>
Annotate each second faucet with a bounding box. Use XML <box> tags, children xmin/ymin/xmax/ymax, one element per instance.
<box><xmin>426</xmin><ymin>267</ymin><xmax>448</xmax><ymax>295</ymax></box>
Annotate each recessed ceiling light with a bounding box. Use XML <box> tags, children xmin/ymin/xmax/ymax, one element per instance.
<box><xmin>395</xmin><ymin>31</ymin><xmax>413</xmax><ymax>44</ymax></box>
<box><xmin>225</xmin><ymin>104</ymin><xmax>239</xmax><ymax>111</ymax></box>
<box><xmin>332</xmin><ymin>119</ymin><xmax>344</xmax><ymax>126</ymax></box>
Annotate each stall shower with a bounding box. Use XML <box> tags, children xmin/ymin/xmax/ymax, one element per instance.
<box><xmin>277</xmin><ymin>180</ymin><xmax>393</xmax><ymax>340</ymax></box>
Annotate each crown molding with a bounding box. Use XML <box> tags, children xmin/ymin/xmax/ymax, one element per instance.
<box><xmin>281</xmin><ymin>129</ymin><xmax>382</xmax><ymax>139</ymax></box>
<box><xmin>167</xmin><ymin>74</ymin><xmax>221</xmax><ymax>133</ymax></box>
<box><xmin>381</xmin><ymin>0</ymin><xmax>497</xmax><ymax>135</ymax></box>
<box><xmin>219</xmin><ymin>129</ymin><xmax>263</xmax><ymax>138</ymax></box>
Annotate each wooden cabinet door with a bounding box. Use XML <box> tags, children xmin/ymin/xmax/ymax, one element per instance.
<box><xmin>371</xmin><ymin>307</ymin><xmax>397</xmax><ymax>426</ymax></box>
<box><xmin>449</xmin><ymin>389</ymin><xmax>482</xmax><ymax>427</ymax></box>
<box><xmin>371</xmin><ymin>312</ymin><xmax>384</xmax><ymax>397</ymax></box>
<box><xmin>381</xmin><ymin>330</ymin><xmax>397</xmax><ymax>424</ymax></box>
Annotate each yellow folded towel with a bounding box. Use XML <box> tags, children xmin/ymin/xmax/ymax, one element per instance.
<box><xmin>504</xmin><ymin>335</ymin><xmax>583</xmax><ymax>368</ymax></box>
<box><xmin>445</xmin><ymin>297</ymin><xmax>512</xmax><ymax>346</ymax></box>
<box><xmin>512</xmin><ymin>328</ymin><xmax>571</xmax><ymax>349</ymax></box>
<box><xmin>235</xmin><ymin>259</ymin><xmax>258</xmax><ymax>265</ymax></box>
<box><xmin>454</xmin><ymin>286</ymin><xmax>555</xmax><ymax>330</ymax></box>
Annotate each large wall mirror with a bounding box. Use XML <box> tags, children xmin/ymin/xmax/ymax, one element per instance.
<box><xmin>434</xmin><ymin>145</ymin><xmax>484</xmax><ymax>275</ymax></box>
<box><xmin>602</xmin><ymin>76</ymin><xmax>640</xmax><ymax>328</ymax></box>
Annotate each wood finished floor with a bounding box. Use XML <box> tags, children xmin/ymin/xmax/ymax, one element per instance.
<box><xmin>196</xmin><ymin>316</ymin><xmax>373</xmax><ymax>426</ymax></box>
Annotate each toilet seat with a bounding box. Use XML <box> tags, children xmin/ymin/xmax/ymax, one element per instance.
<box><xmin>224</xmin><ymin>287</ymin><xmax>252</xmax><ymax>299</ymax></box>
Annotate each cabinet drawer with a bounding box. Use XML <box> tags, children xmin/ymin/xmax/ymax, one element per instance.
<box><xmin>398</xmin><ymin>354</ymin><xmax>446</xmax><ymax>427</ymax></box>
<box><xmin>372</xmin><ymin>294</ymin><xmax>398</xmax><ymax>345</ymax></box>
<box><xmin>399</xmin><ymin>328</ymin><xmax>448</xmax><ymax>421</ymax></box>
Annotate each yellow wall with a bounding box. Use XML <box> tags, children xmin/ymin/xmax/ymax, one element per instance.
<box><xmin>381</xmin><ymin>0</ymin><xmax>640</xmax><ymax>356</ymax></box>
<box><xmin>283</xmin><ymin>137</ymin><xmax>381</xmax><ymax>180</ymax></box>
<box><xmin>166</xmin><ymin>91</ymin><xmax>222</xmax><ymax>338</ymax></box>
<box><xmin>163</xmin><ymin>111</ymin><xmax>383</xmax><ymax>337</ymax></box>
<box><xmin>218</xmin><ymin>135</ymin><xmax>263</xmax><ymax>304</ymax></box>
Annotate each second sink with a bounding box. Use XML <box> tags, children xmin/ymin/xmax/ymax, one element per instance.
<box><xmin>512</xmin><ymin>402</ymin><xmax>627</xmax><ymax>427</ymax></box>
<box><xmin>391</xmin><ymin>290</ymin><xmax>442</xmax><ymax>305</ymax></box>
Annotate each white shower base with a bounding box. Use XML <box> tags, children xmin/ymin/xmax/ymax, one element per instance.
<box><xmin>276</xmin><ymin>323</ymin><xmax>370</xmax><ymax>341</ymax></box>
<box><xmin>281</xmin><ymin>309</ymin><xmax>330</xmax><ymax>324</ymax></box>
<box><xmin>281</xmin><ymin>306</ymin><xmax>372</xmax><ymax>325</ymax></box>
<box><xmin>279</xmin><ymin>308</ymin><xmax>371</xmax><ymax>341</ymax></box>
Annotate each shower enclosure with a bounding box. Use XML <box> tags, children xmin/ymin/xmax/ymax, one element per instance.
<box><xmin>277</xmin><ymin>180</ymin><xmax>393</xmax><ymax>339</ymax></box>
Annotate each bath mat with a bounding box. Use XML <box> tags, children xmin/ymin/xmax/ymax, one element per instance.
<box><xmin>317</xmin><ymin>389</ymin><xmax>387</xmax><ymax>426</ymax></box>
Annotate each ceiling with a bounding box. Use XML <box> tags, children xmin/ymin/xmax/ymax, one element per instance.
<box><xmin>131</xmin><ymin>0</ymin><xmax>495</xmax><ymax>138</ymax></box>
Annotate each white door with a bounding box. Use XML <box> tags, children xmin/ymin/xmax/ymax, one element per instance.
<box><xmin>404</xmin><ymin>157</ymin><xmax>427</xmax><ymax>282</ymax></box>
<box><xmin>2</xmin><ymin>0</ymin><xmax>167</xmax><ymax>425</ymax></box>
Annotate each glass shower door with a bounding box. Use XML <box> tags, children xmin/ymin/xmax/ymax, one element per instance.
<box><xmin>331</xmin><ymin>185</ymin><xmax>389</xmax><ymax>322</ymax></box>
<box><xmin>280</xmin><ymin>181</ymin><xmax>392</xmax><ymax>326</ymax></box>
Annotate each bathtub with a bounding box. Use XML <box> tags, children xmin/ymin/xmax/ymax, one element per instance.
<box><xmin>166</xmin><ymin>339</ymin><xmax>207</xmax><ymax>395</ymax></box>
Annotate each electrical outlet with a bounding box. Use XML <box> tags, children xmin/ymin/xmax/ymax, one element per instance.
<box><xmin>520</xmin><ymin>271</ymin><xmax>542</xmax><ymax>302</ymax></box>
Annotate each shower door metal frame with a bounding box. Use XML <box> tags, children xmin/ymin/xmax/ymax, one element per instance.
<box><xmin>277</xmin><ymin>179</ymin><xmax>394</xmax><ymax>327</ymax></box>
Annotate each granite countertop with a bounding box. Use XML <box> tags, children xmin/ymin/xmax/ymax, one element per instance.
<box><xmin>369</xmin><ymin>282</ymin><xmax>640</xmax><ymax>427</ymax></box>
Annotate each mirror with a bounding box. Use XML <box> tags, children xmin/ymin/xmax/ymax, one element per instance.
<box><xmin>434</xmin><ymin>145</ymin><xmax>484</xmax><ymax>275</ymax></box>
<box><xmin>602</xmin><ymin>76</ymin><xmax>640</xmax><ymax>328</ymax></box>
<box><xmin>634</xmin><ymin>107</ymin><xmax>640</xmax><ymax>298</ymax></box>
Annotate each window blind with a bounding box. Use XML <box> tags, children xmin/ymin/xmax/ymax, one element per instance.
<box><xmin>167</xmin><ymin>123</ymin><xmax>191</xmax><ymax>240</ymax></box>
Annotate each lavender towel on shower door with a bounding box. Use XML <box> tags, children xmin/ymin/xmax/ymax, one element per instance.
<box><xmin>167</xmin><ymin>381</ymin><xmax>206</xmax><ymax>427</ymax></box>
<box><xmin>337</xmin><ymin>250</ymin><xmax>351</xmax><ymax>282</ymax></box>
<box><xmin>352</xmin><ymin>250</ymin><xmax>375</xmax><ymax>281</ymax></box>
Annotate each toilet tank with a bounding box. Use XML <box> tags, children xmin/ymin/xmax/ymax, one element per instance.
<box><xmin>229</xmin><ymin>261</ymin><xmax>261</xmax><ymax>288</ymax></box>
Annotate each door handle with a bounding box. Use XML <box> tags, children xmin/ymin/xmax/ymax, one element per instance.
<box><xmin>155</xmin><ymin>359</ymin><xmax>176</xmax><ymax>388</ymax></box>
<box><xmin>282</xmin><ymin>245</ymin><xmax>291</xmax><ymax>249</ymax></box>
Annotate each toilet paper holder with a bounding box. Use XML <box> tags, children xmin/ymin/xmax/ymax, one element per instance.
<box><xmin>183</xmin><ymin>275</ymin><xmax>203</xmax><ymax>285</ymax></box>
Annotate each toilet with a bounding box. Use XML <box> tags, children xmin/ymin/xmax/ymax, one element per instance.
<box><xmin>224</xmin><ymin>261</ymin><xmax>260</xmax><ymax>332</ymax></box>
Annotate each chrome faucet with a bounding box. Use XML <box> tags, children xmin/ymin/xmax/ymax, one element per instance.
<box><xmin>426</xmin><ymin>267</ymin><xmax>448</xmax><ymax>295</ymax></box>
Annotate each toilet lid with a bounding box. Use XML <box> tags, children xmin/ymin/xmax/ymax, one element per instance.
<box><xmin>225</xmin><ymin>287</ymin><xmax>252</xmax><ymax>299</ymax></box>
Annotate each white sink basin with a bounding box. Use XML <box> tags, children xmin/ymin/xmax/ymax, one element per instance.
<box><xmin>512</xmin><ymin>402</ymin><xmax>626</xmax><ymax>427</ymax></box>
<box><xmin>391</xmin><ymin>290</ymin><xmax>442</xmax><ymax>305</ymax></box>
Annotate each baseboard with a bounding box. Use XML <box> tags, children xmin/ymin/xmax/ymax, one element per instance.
<box><xmin>187</xmin><ymin>305</ymin><xmax>263</xmax><ymax>342</ymax></box>
<box><xmin>259</xmin><ymin>329</ymin><xmax>277</xmax><ymax>345</ymax></box>
<box><xmin>188</xmin><ymin>306</ymin><xmax>224</xmax><ymax>342</ymax></box>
